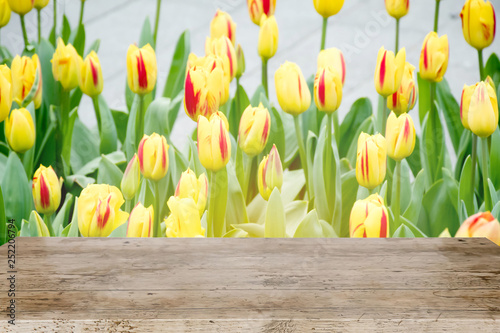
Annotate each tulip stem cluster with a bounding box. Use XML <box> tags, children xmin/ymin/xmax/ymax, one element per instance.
<box><xmin>471</xmin><ymin>134</ymin><xmax>478</xmax><ymax>194</ymax></box>
<box><xmin>433</xmin><ymin>0</ymin><xmax>441</xmax><ymax>32</ymax></box>
<box><xmin>293</xmin><ymin>115</ymin><xmax>309</xmax><ymax>197</ymax></box>
<box><xmin>320</xmin><ymin>17</ymin><xmax>328</xmax><ymax>51</ymax></box>
<box><xmin>261</xmin><ymin>58</ymin><xmax>268</xmax><ymax>98</ymax></box>
<box><xmin>20</xmin><ymin>15</ymin><xmax>29</xmax><ymax>51</ymax></box>
<box><xmin>482</xmin><ymin>138</ymin><xmax>492</xmax><ymax>211</ymax></box>
<box><xmin>428</xmin><ymin>82</ymin><xmax>438</xmax><ymax>183</ymax></box>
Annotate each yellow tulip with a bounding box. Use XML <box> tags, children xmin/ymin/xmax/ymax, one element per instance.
<box><xmin>468</xmin><ymin>81</ymin><xmax>498</xmax><ymax>138</ymax></box>
<box><xmin>385</xmin><ymin>112</ymin><xmax>416</xmax><ymax>161</ymax></box>
<box><xmin>5</xmin><ymin>108</ymin><xmax>35</xmax><ymax>153</ymax></box>
<box><xmin>32</xmin><ymin>165</ymin><xmax>62</xmax><ymax>215</ymax></box>
<box><xmin>120</xmin><ymin>154</ymin><xmax>141</xmax><ymax>201</ymax></box>
<box><xmin>205</xmin><ymin>36</ymin><xmax>237</xmax><ymax>82</ymax></box>
<box><xmin>258</xmin><ymin>144</ymin><xmax>283</xmax><ymax>201</ymax></box>
<box><xmin>187</xmin><ymin>53</ymin><xmax>227</xmax><ymax>106</ymax></box>
<box><xmin>350</xmin><ymin>194</ymin><xmax>389</xmax><ymax>238</ymax></box>
<box><xmin>238</xmin><ymin>103</ymin><xmax>271</xmax><ymax>156</ymax></box>
<box><xmin>175</xmin><ymin>168</ymin><xmax>208</xmax><ymax>216</ymax></box>
<box><xmin>317</xmin><ymin>47</ymin><xmax>346</xmax><ymax>86</ymax></box>
<box><xmin>126</xmin><ymin>203</ymin><xmax>153</xmax><ymax>238</ymax></box>
<box><xmin>258</xmin><ymin>14</ymin><xmax>279</xmax><ymax>60</ymax></box>
<box><xmin>0</xmin><ymin>65</ymin><xmax>12</xmax><ymax>122</ymax></box>
<box><xmin>34</xmin><ymin>0</ymin><xmax>49</xmax><ymax>10</ymax></box>
<box><xmin>0</xmin><ymin>0</ymin><xmax>11</xmax><ymax>28</ymax></box>
<box><xmin>7</xmin><ymin>0</ymin><xmax>33</xmax><ymax>15</ymax></box>
<box><xmin>235</xmin><ymin>44</ymin><xmax>245</xmax><ymax>79</ymax></box>
<box><xmin>51</xmin><ymin>38</ymin><xmax>79</xmax><ymax>91</ymax></box>
<box><xmin>460</xmin><ymin>83</ymin><xmax>476</xmax><ymax>130</ymax></box>
<box><xmin>460</xmin><ymin>0</ymin><xmax>496</xmax><ymax>50</ymax></box>
<box><xmin>11</xmin><ymin>54</ymin><xmax>43</xmax><ymax>108</ymax></box>
<box><xmin>455</xmin><ymin>212</ymin><xmax>500</xmax><ymax>245</ymax></box>
<box><xmin>385</xmin><ymin>0</ymin><xmax>409</xmax><ymax>19</ymax></box>
<box><xmin>419</xmin><ymin>32</ymin><xmax>449</xmax><ymax>83</ymax></box>
<box><xmin>210</xmin><ymin>9</ymin><xmax>236</xmax><ymax>45</ymax></box>
<box><xmin>138</xmin><ymin>133</ymin><xmax>169</xmax><ymax>181</ymax></box>
<box><xmin>314</xmin><ymin>65</ymin><xmax>343</xmax><ymax>113</ymax></box>
<box><xmin>387</xmin><ymin>62</ymin><xmax>417</xmax><ymax>115</ymax></box>
<box><xmin>77</xmin><ymin>184</ymin><xmax>129</xmax><ymax>237</ymax></box>
<box><xmin>374</xmin><ymin>46</ymin><xmax>406</xmax><ymax>97</ymax></box>
<box><xmin>197</xmin><ymin>111</ymin><xmax>231</xmax><ymax>172</ymax></box>
<box><xmin>247</xmin><ymin>0</ymin><xmax>276</xmax><ymax>25</ymax></box>
<box><xmin>126</xmin><ymin>43</ymin><xmax>157</xmax><ymax>95</ymax></box>
<box><xmin>439</xmin><ymin>228</ymin><xmax>452</xmax><ymax>237</ymax></box>
<box><xmin>78</xmin><ymin>51</ymin><xmax>103</xmax><ymax>97</ymax></box>
<box><xmin>355</xmin><ymin>133</ymin><xmax>387</xmax><ymax>190</ymax></box>
<box><xmin>165</xmin><ymin>196</ymin><xmax>205</xmax><ymax>238</ymax></box>
<box><xmin>313</xmin><ymin>0</ymin><xmax>344</xmax><ymax>18</ymax></box>
<box><xmin>274</xmin><ymin>61</ymin><xmax>311</xmax><ymax>115</ymax></box>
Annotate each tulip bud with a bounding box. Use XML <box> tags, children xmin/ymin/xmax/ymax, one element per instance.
<box><xmin>317</xmin><ymin>48</ymin><xmax>346</xmax><ymax>86</ymax></box>
<box><xmin>349</xmin><ymin>194</ymin><xmax>389</xmax><ymax>238</ymax></box>
<box><xmin>314</xmin><ymin>66</ymin><xmax>343</xmax><ymax>113</ymax></box>
<box><xmin>385</xmin><ymin>0</ymin><xmax>409</xmax><ymax>19</ymax></box>
<box><xmin>258</xmin><ymin>14</ymin><xmax>279</xmax><ymax>60</ymax></box>
<box><xmin>439</xmin><ymin>228</ymin><xmax>451</xmax><ymax>237</ymax></box>
<box><xmin>175</xmin><ymin>168</ymin><xmax>208</xmax><ymax>216</ymax></box>
<box><xmin>165</xmin><ymin>196</ymin><xmax>205</xmax><ymax>237</ymax></box>
<box><xmin>126</xmin><ymin>43</ymin><xmax>157</xmax><ymax>95</ymax></box>
<box><xmin>197</xmin><ymin>111</ymin><xmax>231</xmax><ymax>172</ymax></box>
<box><xmin>11</xmin><ymin>54</ymin><xmax>43</xmax><ymax>109</ymax></box>
<box><xmin>419</xmin><ymin>32</ymin><xmax>449</xmax><ymax>83</ymax></box>
<box><xmin>78</xmin><ymin>51</ymin><xmax>103</xmax><ymax>97</ymax></box>
<box><xmin>5</xmin><ymin>108</ymin><xmax>35</xmax><ymax>153</ymax></box>
<box><xmin>210</xmin><ymin>9</ymin><xmax>236</xmax><ymax>45</ymax></box>
<box><xmin>313</xmin><ymin>0</ymin><xmax>344</xmax><ymax>18</ymax></box>
<box><xmin>32</xmin><ymin>165</ymin><xmax>63</xmax><ymax>215</ymax></box>
<box><xmin>387</xmin><ymin>62</ymin><xmax>417</xmax><ymax>115</ymax></box>
<box><xmin>184</xmin><ymin>62</ymin><xmax>223</xmax><ymax>121</ymax></box>
<box><xmin>356</xmin><ymin>133</ymin><xmax>387</xmax><ymax>190</ymax></box>
<box><xmin>205</xmin><ymin>36</ymin><xmax>237</xmax><ymax>82</ymax></box>
<box><xmin>374</xmin><ymin>46</ymin><xmax>406</xmax><ymax>97</ymax></box>
<box><xmin>247</xmin><ymin>0</ymin><xmax>276</xmax><ymax>25</ymax></box>
<box><xmin>7</xmin><ymin>0</ymin><xmax>33</xmax><ymax>15</ymax></box>
<box><xmin>274</xmin><ymin>61</ymin><xmax>311</xmax><ymax>115</ymax></box>
<box><xmin>120</xmin><ymin>154</ymin><xmax>141</xmax><ymax>201</ymax></box>
<box><xmin>51</xmin><ymin>38</ymin><xmax>79</xmax><ymax>91</ymax></box>
<box><xmin>0</xmin><ymin>0</ymin><xmax>11</xmax><ymax>28</ymax></box>
<box><xmin>0</xmin><ymin>65</ymin><xmax>12</xmax><ymax>123</ymax></box>
<box><xmin>126</xmin><ymin>203</ymin><xmax>153</xmax><ymax>237</ymax></box>
<box><xmin>455</xmin><ymin>212</ymin><xmax>500</xmax><ymax>245</ymax></box>
<box><xmin>34</xmin><ymin>0</ymin><xmax>49</xmax><ymax>10</ymax></box>
<box><xmin>238</xmin><ymin>103</ymin><xmax>271</xmax><ymax>156</ymax></box>
<box><xmin>385</xmin><ymin>112</ymin><xmax>416</xmax><ymax>161</ymax></box>
<box><xmin>460</xmin><ymin>83</ymin><xmax>476</xmax><ymax>130</ymax></box>
<box><xmin>235</xmin><ymin>44</ymin><xmax>245</xmax><ymax>79</ymax></box>
<box><xmin>138</xmin><ymin>133</ymin><xmax>170</xmax><ymax>181</ymax></box>
<box><xmin>468</xmin><ymin>81</ymin><xmax>498</xmax><ymax>138</ymax></box>
<box><xmin>258</xmin><ymin>144</ymin><xmax>283</xmax><ymax>201</ymax></box>
<box><xmin>78</xmin><ymin>184</ymin><xmax>129</xmax><ymax>237</ymax></box>
<box><xmin>460</xmin><ymin>0</ymin><xmax>496</xmax><ymax>50</ymax></box>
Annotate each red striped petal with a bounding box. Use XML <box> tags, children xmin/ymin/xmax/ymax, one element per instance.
<box><xmin>136</xmin><ymin>51</ymin><xmax>148</xmax><ymax>89</ymax></box>
<box><xmin>318</xmin><ymin>69</ymin><xmax>326</xmax><ymax>107</ymax></box>
<box><xmin>380</xmin><ymin>209</ymin><xmax>387</xmax><ymax>238</ymax></box>
<box><xmin>379</xmin><ymin>51</ymin><xmax>387</xmax><ymax>87</ymax></box>
<box><xmin>40</xmin><ymin>173</ymin><xmax>50</xmax><ymax>209</ymax></box>
<box><xmin>89</xmin><ymin>58</ymin><xmax>99</xmax><ymax>87</ymax></box>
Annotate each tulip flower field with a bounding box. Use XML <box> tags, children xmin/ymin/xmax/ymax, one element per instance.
<box><xmin>0</xmin><ymin>0</ymin><xmax>500</xmax><ymax>245</ymax></box>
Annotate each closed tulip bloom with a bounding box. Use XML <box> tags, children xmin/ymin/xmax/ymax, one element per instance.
<box><xmin>236</xmin><ymin>44</ymin><xmax>245</xmax><ymax>79</ymax></box>
<box><xmin>197</xmin><ymin>111</ymin><xmax>231</xmax><ymax>172</ymax></box>
<box><xmin>468</xmin><ymin>81</ymin><xmax>498</xmax><ymax>137</ymax></box>
<box><xmin>238</xmin><ymin>103</ymin><xmax>271</xmax><ymax>156</ymax></box>
<box><xmin>385</xmin><ymin>112</ymin><xmax>416</xmax><ymax>161</ymax></box>
<box><xmin>349</xmin><ymin>194</ymin><xmax>389</xmax><ymax>238</ymax></box>
<box><xmin>314</xmin><ymin>65</ymin><xmax>343</xmax><ymax>113</ymax></box>
<box><xmin>0</xmin><ymin>0</ymin><xmax>11</xmax><ymax>28</ymax></box>
<box><xmin>165</xmin><ymin>196</ymin><xmax>205</xmax><ymax>237</ymax></box>
<box><xmin>51</xmin><ymin>38</ymin><xmax>79</xmax><ymax>91</ymax></box>
<box><xmin>126</xmin><ymin>43</ymin><xmax>157</xmax><ymax>95</ymax></box>
<box><xmin>120</xmin><ymin>154</ymin><xmax>141</xmax><ymax>201</ymax></box>
<box><xmin>78</xmin><ymin>184</ymin><xmax>129</xmax><ymax>237</ymax></box>
<box><xmin>275</xmin><ymin>61</ymin><xmax>311</xmax><ymax>115</ymax></box>
<box><xmin>210</xmin><ymin>9</ymin><xmax>236</xmax><ymax>45</ymax></box>
<box><xmin>11</xmin><ymin>54</ymin><xmax>43</xmax><ymax>108</ymax></box>
<box><xmin>78</xmin><ymin>51</ymin><xmax>103</xmax><ymax>97</ymax></box>
<box><xmin>460</xmin><ymin>83</ymin><xmax>476</xmax><ymax>130</ymax></box>
<box><xmin>374</xmin><ymin>46</ymin><xmax>406</xmax><ymax>97</ymax></box>
<box><xmin>385</xmin><ymin>0</ymin><xmax>409</xmax><ymax>19</ymax></box>
<box><xmin>419</xmin><ymin>32</ymin><xmax>449</xmax><ymax>83</ymax></box>
<box><xmin>0</xmin><ymin>65</ymin><xmax>12</xmax><ymax>122</ymax></box>
<box><xmin>356</xmin><ymin>133</ymin><xmax>387</xmax><ymax>190</ymax></box>
<box><xmin>32</xmin><ymin>165</ymin><xmax>62</xmax><ymax>215</ymax></box>
<box><xmin>184</xmin><ymin>62</ymin><xmax>223</xmax><ymax>121</ymax></box>
<box><xmin>175</xmin><ymin>168</ymin><xmax>208</xmax><ymax>216</ymax></box>
<box><xmin>460</xmin><ymin>0</ymin><xmax>496</xmax><ymax>50</ymax></box>
<box><xmin>7</xmin><ymin>0</ymin><xmax>33</xmax><ymax>15</ymax></box>
<box><xmin>317</xmin><ymin>48</ymin><xmax>346</xmax><ymax>86</ymax></box>
<box><xmin>387</xmin><ymin>62</ymin><xmax>417</xmax><ymax>115</ymax></box>
<box><xmin>455</xmin><ymin>212</ymin><xmax>500</xmax><ymax>245</ymax></box>
<box><xmin>5</xmin><ymin>108</ymin><xmax>35</xmax><ymax>153</ymax></box>
<box><xmin>258</xmin><ymin>144</ymin><xmax>283</xmax><ymax>201</ymax></box>
<box><xmin>138</xmin><ymin>133</ymin><xmax>169</xmax><ymax>181</ymax></box>
<box><xmin>126</xmin><ymin>203</ymin><xmax>153</xmax><ymax>238</ymax></box>
<box><xmin>258</xmin><ymin>14</ymin><xmax>279</xmax><ymax>60</ymax></box>
<box><xmin>313</xmin><ymin>0</ymin><xmax>344</xmax><ymax>18</ymax></box>
<box><xmin>247</xmin><ymin>0</ymin><xmax>276</xmax><ymax>25</ymax></box>
<box><xmin>34</xmin><ymin>0</ymin><xmax>49</xmax><ymax>10</ymax></box>
<box><xmin>205</xmin><ymin>36</ymin><xmax>238</xmax><ymax>82</ymax></box>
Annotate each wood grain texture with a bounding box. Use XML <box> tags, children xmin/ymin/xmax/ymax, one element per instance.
<box><xmin>1</xmin><ymin>237</ymin><xmax>499</xmax><ymax>332</ymax></box>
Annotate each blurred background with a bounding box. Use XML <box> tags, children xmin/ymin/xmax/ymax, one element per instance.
<box><xmin>2</xmin><ymin>0</ymin><xmax>499</xmax><ymax>149</ymax></box>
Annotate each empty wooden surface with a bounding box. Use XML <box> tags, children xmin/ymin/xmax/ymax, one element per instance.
<box><xmin>1</xmin><ymin>237</ymin><xmax>499</xmax><ymax>332</ymax></box>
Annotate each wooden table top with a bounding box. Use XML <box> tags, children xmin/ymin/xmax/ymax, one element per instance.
<box><xmin>1</xmin><ymin>237</ymin><xmax>499</xmax><ymax>332</ymax></box>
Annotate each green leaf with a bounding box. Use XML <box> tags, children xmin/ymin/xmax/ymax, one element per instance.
<box><xmin>264</xmin><ymin>188</ymin><xmax>286</xmax><ymax>237</ymax></box>
<box><xmin>124</xmin><ymin>95</ymin><xmax>140</xmax><ymax>160</ymax></box>
<box><xmin>340</xmin><ymin>169</ymin><xmax>358</xmax><ymax>238</ymax></box>
<box><xmin>52</xmin><ymin>194</ymin><xmax>74</xmax><ymax>236</ymax></box>
<box><xmin>111</xmin><ymin>109</ymin><xmax>129</xmax><ymax>144</ymax></box>
<box><xmin>72</xmin><ymin>23</ymin><xmax>86</xmax><ymax>56</ymax></box>
<box><xmin>71</xmin><ymin>118</ymin><xmax>100</xmax><ymax>173</ymax></box>
<box><xmin>400</xmin><ymin>216</ymin><xmax>427</xmax><ymax>237</ymax></box>
<box><xmin>96</xmin><ymin>95</ymin><xmax>118</xmax><ymax>154</ymax></box>
<box><xmin>75</xmin><ymin>151</ymin><xmax>126</xmax><ymax>176</ymax></box>
<box><xmin>144</xmin><ymin>97</ymin><xmax>173</xmax><ymax>138</ymax></box>
<box><xmin>222</xmin><ymin>228</ymin><xmax>249</xmax><ymax>238</ymax></box>
<box><xmin>28</xmin><ymin>211</ymin><xmax>50</xmax><ymax>237</ymax></box>
<box><xmin>418</xmin><ymin>73</ymin><xmax>431</xmax><ymax>124</ymax></box>
<box><xmin>228</xmin><ymin>84</ymin><xmax>250</xmax><ymax>138</ymax></box>
<box><xmin>282</xmin><ymin>113</ymin><xmax>299</xmax><ymax>168</ymax></box>
<box><xmin>211</xmin><ymin>168</ymin><xmax>228</xmax><ymax>237</ymax></box>
<box><xmin>458</xmin><ymin>156</ymin><xmax>475</xmax><ymax>215</ymax></box>
<box><xmin>265</xmin><ymin>107</ymin><xmax>285</xmax><ymax>160</ymax></box>
<box><xmin>492</xmin><ymin>201</ymin><xmax>500</xmax><ymax>221</ymax></box>
<box><xmin>284</xmin><ymin>200</ymin><xmax>308</xmax><ymax>237</ymax></box>
<box><xmin>403</xmin><ymin>170</ymin><xmax>426</xmax><ymax>224</ymax></box>
<box><xmin>97</xmin><ymin>155</ymin><xmax>124</xmax><ymax>188</ymax></box>
<box><xmin>85</xmin><ymin>39</ymin><xmax>101</xmax><ymax>56</ymax></box>
<box><xmin>38</xmin><ymin>39</ymin><xmax>59</xmax><ymax>110</ymax></box>
<box><xmin>281</xmin><ymin>169</ymin><xmax>305</xmax><ymax>205</ymax></box>
<box><xmin>0</xmin><ymin>185</ymin><xmax>5</xmax><ymax>245</ymax></box>
<box><xmin>61</xmin><ymin>15</ymin><xmax>71</xmax><ymax>44</ymax></box>
<box><xmin>162</xmin><ymin>30</ymin><xmax>190</xmax><ymax>100</ymax></box>
<box><xmin>319</xmin><ymin>220</ymin><xmax>338</xmax><ymax>237</ymax></box>
<box><xmin>61</xmin><ymin>197</ymin><xmax>80</xmax><ymax>237</ymax></box>
<box><xmin>406</xmin><ymin>133</ymin><xmax>422</xmax><ymax>177</ymax></box>
<box><xmin>139</xmin><ymin>17</ymin><xmax>154</xmax><ymax>48</ymax></box>
<box><xmin>487</xmin><ymin>178</ymin><xmax>498</xmax><ymax>208</ymax></box>
<box><xmin>230</xmin><ymin>223</ymin><xmax>264</xmax><ymax>237</ymax></box>
<box><xmin>420</xmin><ymin>110</ymin><xmax>445</xmax><ymax>187</ymax></box>
<box><xmin>339</xmin><ymin>98</ymin><xmax>372</xmax><ymax>158</ymax></box>
<box><xmin>187</xmin><ymin>138</ymin><xmax>206</xmax><ymax>177</ymax></box>
<box><xmin>392</xmin><ymin>224</ymin><xmax>415</xmax><ymax>238</ymax></box>
<box><xmin>225</xmin><ymin>161</ymin><xmax>248</xmax><ymax>226</ymax></box>
<box><xmin>292</xmin><ymin>210</ymin><xmax>322</xmax><ymax>237</ymax></box>
<box><xmin>20</xmin><ymin>220</ymin><xmax>30</xmax><ymax>237</ymax></box>
<box><xmin>65</xmin><ymin>175</ymin><xmax>95</xmax><ymax>195</ymax></box>
<box><xmin>455</xmin><ymin>130</ymin><xmax>472</xmax><ymax>180</ymax></box>
<box><xmin>489</xmin><ymin>128</ymin><xmax>500</xmax><ymax>189</ymax></box>
<box><xmin>62</xmin><ymin>108</ymin><xmax>79</xmax><ymax>175</ymax></box>
<box><xmin>108</xmin><ymin>221</ymin><xmax>128</xmax><ymax>237</ymax></box>
<box><xmin>484</xmin><ymin>53</ymin><xmax>500</xmax><ymax>88</ymax></box>
<box><xmin>346</xmin><ymin>116</ymin><xmax>375</xmax><ymax>167</ymax></box>
<box><xmin>436</xmin><ymin>79</ymin><xmax>463</xmax><ymax>153</ymax></box>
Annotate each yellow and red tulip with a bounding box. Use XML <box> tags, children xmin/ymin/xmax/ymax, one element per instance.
<box><xmin>120</xmin><ymin>154</ymin><xmax>141</xmax><ymax>201</ymax></box>
<box><xmin>460</xmin><ymin>0</ymin><xmax>496</xmax><ymax>50</ymax></box>
<box><xmin>247</xmin><ymin>0</ymin><xmax>276</xmax><ymax>26</ymax></box>
<box><xmin>274</xmin><ymin>61</ymin><xmax>311</xmax><ymax>115</ymax></box>
<box><xmin>210</xmin><ymin>9</ymin><xmax>237</xmax><ymax>45</ymax></box>
<box><xmin>385</xmin><ymin>0</ymin><xmax>409</xmax><ymax>19</ymax></box>
<box><xmin>0</xmin><ymin>0</ymin><xmax>11</xmax><ymax>28</ymax></box>
<box><xmin>467</xmin><ymin>80</ymin><xmax>498</xmax><ymax>138</ymax></box>
<box><xmin>355</xmin><ymin>133</ymin><xmax>387</xmax><ymax>190</ymax></box>
<box><xmin>419</xmin><ymin>32</ymin><xmax>449</xmax><ymax>83</ymax></box>
<box><xmin>126</xmin><ymin>203</ymin><xmax>153</xmax><ymax>238</ymax></box>
<box><xmin>314</xmin><ymin>65</ymin><xmax>343</xmax><ymax>113</ymax></box>
<box><xmin>238</xmin><ymin>103</ymin><xmax>271</xmax><ymax>156</ymax></box>
<box><xmin>51</xmin><ymin>38</ymin><xmax>79</xmax><ymax>91</ymax></box>
<box><xmin>138</xmin><ymin>133</ymin><xmax>169</xmax><ymax>181</ymax></box>
<box><xmin>0</xmin><ymin>65</ymin><xmax>12</xmax><ymax>122</ymax></box>
<box><xmin>11</xmin><ymin>54</ymin><xmax>43</xmax><ymax>108</ymax></box>
<box><xmin>5</xmin><ymin>108</ymin><xmax>35</xmax><ymax>153</ymax></box>
<box><xmin>126</xmin><ymin>43</ymin><xmax>157</xmax><ymax>95</ymax></box>
<box><xmin>205</xmin><ymin>36</ymin><xmax>238</xmax><ymax>82</ymax></box>
<box><xmin>78</xmin><ymin>51</ymin><xmax>103</xmax><ymax>97</ymax></box>
<box><xmin>258</xmin><ymin>144</ymin><xmax>283</xmax><ymax>201</ymax></box>
<box><xmin>350</xmin><ymin>194</ymin><xmax>389</xmax><ymax>238</ymax></box>
<box><xmin>197</xmin><ymin>111</ymin><xmax>231</xmax><ymax>172</ymax></box>
<box><xmin>32</xmin><ymin>165</ymin><xmax>62</xmax><ymax>216</ymax></box>
<box><xmin>460</xmin><ymin>83</ymin><xmax>476</xmax><ymax>130</ymax></box>
<box><xmin>455</xmin><ymin>212</ymin><xmax>500</xmax><ymax>245</ymax></box>
<box><xmin>236</xmin><ymin>44</ymin><xmax>245</xmax><ymax>79</ymax></box>
<box><xmin>165</xmin><ymin>196</ymin><xmax>205</xmax><ymax>238</ymax></box>
<box><xmin>317</xmin><ymin>48</ymin><xmax>346</xmax><ymax>86</ymax></box>
<box><xmin>7</xmin><ymin>0</ymin><xmax>33</xmax><ymax>15</ymax></box>
<box><xmin>175</xmin><ymin>168</ymin><xmax>208</xmax><ymax>216</ymax></box>
<box><xmin>387</xmin><ymin>62</ymin><xmax>417</xmax><ymax>115</ymax></box>
<box><xmin>385</xmin><ymin>112</ymin><xmax>416</xmax><ymax>161</ymax></box>
<box><xmin>313</xmin><ymin>0</ymin><xmax>344</xmax><ymax>18</ymax></box>
<box><xmin>258</xmin><ymin>14</ymin><xmax>279</xmax><ymax>60</ymax></box>
<box><xmin>374</xmin><ymin>46</ymin><xmax>406</xmax><ymax>97</ymax></box>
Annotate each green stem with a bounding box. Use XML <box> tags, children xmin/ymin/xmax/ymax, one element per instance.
<box><xmin>320</xmin><ymin>17</ymin><xmax>328</xmax><ymax>50</ymax></box>
<box><xmin>53</xmin><ymin>0</ymin><xmax>57</xmax><ymax>41</ymax></box>
<box><xmin>43</xmin><ymin>214</ymin><xmax>55</xmax><ymax>237</ymax></box>
<box><xmin>125</xmin><ymin>200</ymin><xmax>132</xmax><ymax>214</ymax></box>
<box><xmin>293</xmin><ymin>115</ymin><xmax>309</xmax><ymax>198</ymax></box>
<box><xmin>478</xmin><ymin>49</ymin><xmax>484</xmax><ymax>80</ymax></box>
<box><xmin>37</xmin><ymin>9</ymin><xmax>41</xmax><ymax>44</ymax></box>
<box><xmin>153</xmin><ymin>181</ymin><xmax>162</xmax><ymax>237</ymax></box>
<box><xmin>20</xmin><ymin>15</ymin><xmax>29</xmax><ymax>50</ymax></box>
<box><xmin>153</xmin><ymin>0</ymin><xmax>162</xmax><ymax>47</ymax></box>
<box><xmin>60</xmin><ymin>87</ymin><xmax>70</xmax><ymax>136</ymax></box>
<box><xmin>242</xmin><ymin>155</ymin><xmax>253</xmax><ymax>201</ymax></box>
<box><xmin>382</xmin><ymin>96</ymin><xmax>388</xmax><ymax>135</ymax></box>
<box><xmin>433</xmin><ymin>0</ymin><xmax>440</xmax><ymax>32</ymax></box>
<box><xmin>482</xmin><ymin>138</ymin><xmax>491</xmax><ymax>211</ymax></box>
<box><xmin>429</xmin><ymin>82</ymin><xmax>437</xmax><ymax>183</ymax></box>
<box><xmin>135</xmin><ymin>94</ymin><xmax>145</xmax><ymax>149</ymax></box>
<box><xmin>393</xmin><ymin>160</ymin><xmax>401</xmax><ymax>230</ymax></box>
<box><xmin>78</xmin><ymin>0</ymin><xmax>85</xmax><ymax>27</ymax></box>
<box><xmin>325</xmin><ymin>113</ymin><xmax>333</xmax><ymax>195</ymax></box>
<box><xmin>207</xmin><ymin>170</ymin><xmax>218</xmax><ymax>237</ymax></box>
<box><xmin>92</xmin><ymin>96</ymin><xmax>102</xmax><ymax>133</ymax></box>
<box><xmin>332</xmin><ymin>112</ymin><xmax>340</xmax><ymax>144</ymax></box>
<box><xmin>470</xmin><ymin>134</ymin><xmax>478</xmax><ymax>194</ymax></box>
<box><xmin>236</xmin><ymin>78</ymin><xmax>240</xmax><ymax>113</ymax></box>
<box><xmin>395</xmin><ymin>18</ymin><xmax>400</xmax><ymax>52</ymax></box>
<box><xmin>261</xmin><ymin>58</ymin><xmax>268</xmax><ymax>98</ymax></box>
